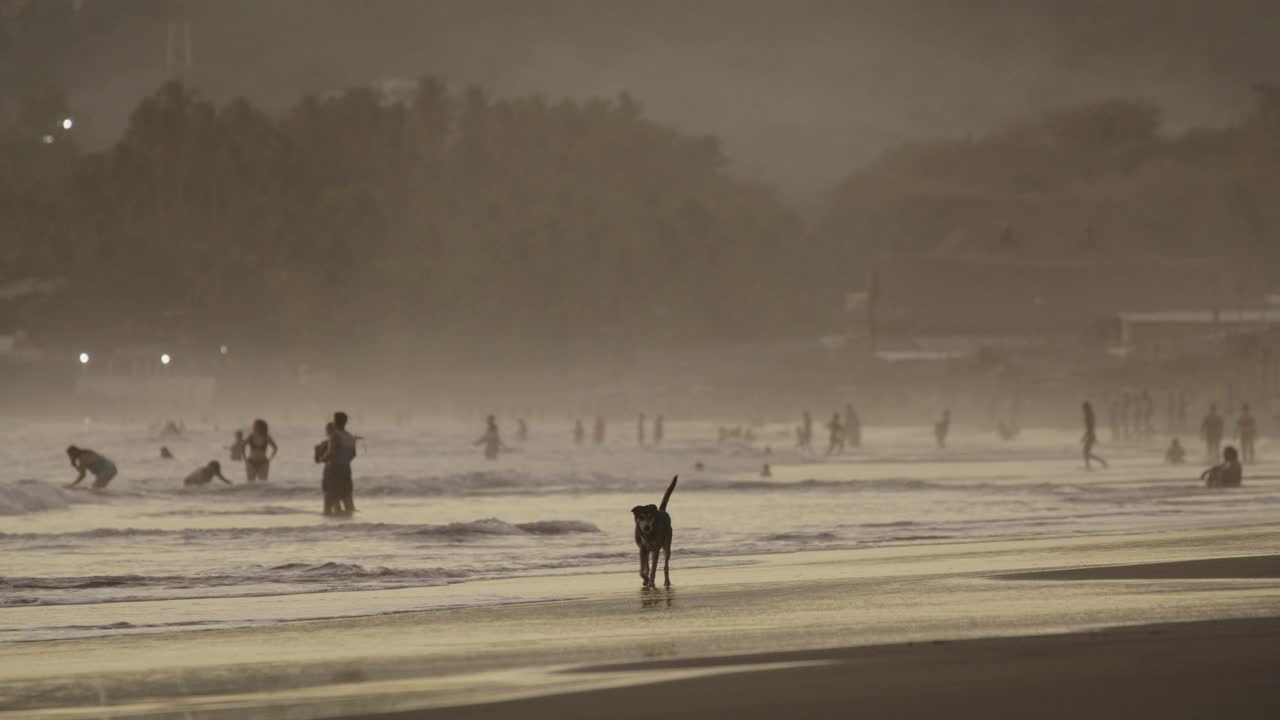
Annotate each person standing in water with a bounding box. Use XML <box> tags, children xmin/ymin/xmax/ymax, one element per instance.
<box><xmin>825</xmin><ymin>412</ymin><xmax>844</xmax><ymax>455</ymax></box>
<box><xmin>800</xmin><ymin>411</ymin><xmax>814</xmax><ymax>451</ymax></box>
<box><xmin>934</xmin><ymin>409</ymin><xmax>952</xmax><ymax>449</ymax></box>
<box><xmin>320</xmin><ymin>411</ymin><xmax>358</xmax><ymax>515</ymax></box>
<box><xmin>239</xmin><ymin>419</ymin><xmax>277</xmax><ymax>482</ymax></box>
<box><xmin>653</xmin><ymin>415</ymin><xmax>665</xmax><ymax>446</ymax></box>
<box><xmin>574</xmin><ymin>419</ymin><xmax>585</xmax><ymax>446</ymax></box>
<box><xmin>844</xmin><ymin>404</ymin><xmax>862</xmax><ymax>448</ymax></box>
<box><xmin>637</xmin><ymin>414</ymin><xmax>647</xmax><ymax>446</ymax></box>
<box><xmin>184</xmin><ymin>461</ymin><xmax>232</xmax><ymax>486</ymax></box>
<box><xmin>516</xmin><ymin>418</ymin><xmax>529</xmax><ymax>443</ymax></box>
<box><xmin>593</xmin><ymin>416</ymin><xmax>606</xmax><ymax>446</ymax></box>
<box><xmin>228</xmin><ymin>430</ymin><xmax>245</xmax><ymax>462</ymax></box>
<box><xmin>66</xmin><ymin>446</ymin><xmax>118</xmax><ymax>488</ymax></box>
<box><xmin>1081</xmin><ymin>401</ymin><xmax>1109</xmax><ymax>470</ymax></box>
<box><xmin>1236</xmin><ymin>403</ymin><xmax>1258</xmax><ymax>464</ymax></box>
<box><xmin>475</xmin><ymin>415</ymin><xmax>506</xmax><ymax>460</ymax></box>
<box><xmin>1201</xmin><ymin>404</ymin><xmax>1224</xmax><ymax>461</ymax></box>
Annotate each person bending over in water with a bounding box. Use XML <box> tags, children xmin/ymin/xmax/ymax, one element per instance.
<box><xmin>66</xmin><ymin>446</ymin><xmax>118</xmax><ymax>488</ymax></box>
<box><xmin>228</xmin><ymin>430</ymin><xmax>245</xmax><ymax>461</ymax></box>
<box><xmin>1201</xmin><ymin>446</ymin><xmax>1243</xmax><ymax>488</ymax></box>
<box><xmin>475</xmin><ymin>415</ymin><xmax>507</xmax><ymax>460</ymax></box>
<box><xmin>320</xmin><ymin>412</ymin><xmax>358</xmax><ymax>515</ymax></box>
<box><xmin>184</xmin><ymin>460</ymin><xmax>231</xmax><ymax>486</ymax></box>
<box><xmin>1082</xmin><ymin>401</ymin><xmax>1109</xmax><ymax>470</ymax></box>
<box><xmin>239</xmin><ymin>419</ymin><xmax>277</xmax><ymax>482</ymax></box>
<box><xmin>1165</xmin><ymin>438</ymin><xmax>1187</xmax><ymax>465</ymax></box>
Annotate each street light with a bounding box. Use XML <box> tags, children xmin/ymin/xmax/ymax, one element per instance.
<box><xmin>41</xmin><ymin>134</ymin><xmax>54</xmax><ymax>145</ymax></box>
<box><xmin>219</xmin><ymin>345</ymin><xmax>228</xmax><ymax>355</ymax></box>
<box><xmin>79</xmin><ymin>352</ymin><xmax>90</xmax><ymax>365</ymax></box>
<box><xmin>61</xmin><ymin>117</ymin><xmax>74</xmax><ymax>131</ymax></box>
<box><xmin>160</xmin><ymin>353</ymin><xmax>172</xmax><ymax>365</ymax></box>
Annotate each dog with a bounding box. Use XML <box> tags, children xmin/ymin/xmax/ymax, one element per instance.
<box><xmin>632</xmin><ymin>475</ymin><xmax>678</xmax><ymax>588</ymax></box>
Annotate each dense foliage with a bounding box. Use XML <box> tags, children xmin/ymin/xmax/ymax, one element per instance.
<box><xmin>4</xmin><ymin>79</ymin><xmax>811</xmax><ymax>350</ymax></box>
<box><xmin>819</xmin><ymin>93</ymin><xmax>1280</xmax><ymax>269</ymax></box>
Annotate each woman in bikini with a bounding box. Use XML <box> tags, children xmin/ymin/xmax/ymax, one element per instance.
<box><xmin>239</xmin><ymin>418</ymin><xmax>278</xmax><ymax>482</ymax></box>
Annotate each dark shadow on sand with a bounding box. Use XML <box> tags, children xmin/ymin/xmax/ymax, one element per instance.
<box><xmin>998</xmin><ymin>554</ymin><xmax>1280</xmax><ymax>581</ymax></box>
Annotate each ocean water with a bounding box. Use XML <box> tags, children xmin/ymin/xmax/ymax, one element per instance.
<box><xmin>2</xmin><ymin>417</ymin><xmax>1275</xmax><ymax>643</ymax></box>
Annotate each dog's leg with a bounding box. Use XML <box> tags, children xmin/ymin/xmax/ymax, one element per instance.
<box><xmin>648</xmin><ymin>549</ymin><xmax>659</xmax><ymax>588</ymax></box>
<box><xmin>639</xmin><ymin>547</ymin><xmax>650</xmax><ymax>584</ymax></box>
<box><xmin>662</xmin><ymin>542</ymin><xmax>671</xmax><ymax>587</ymax></box>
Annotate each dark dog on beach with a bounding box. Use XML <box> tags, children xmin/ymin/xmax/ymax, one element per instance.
<box><xmin>632</xmin><ymin>475</ymin><xmax>678</xmax><ymax>588</ymax></box>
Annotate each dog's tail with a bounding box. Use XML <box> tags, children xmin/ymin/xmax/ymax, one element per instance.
<box><xmin>659</xmin><ymin>475</ymin><xmax>678</xmax><ymax>511</ymax></box>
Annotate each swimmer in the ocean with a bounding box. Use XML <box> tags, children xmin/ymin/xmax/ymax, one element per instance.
<box><xmin>66</xmin><ymin>446</ymin><xmax>118</xmax><ymax>488</ymax></box>
<box><xmin>184</xmin><ymin>460</ymin><xmax>232</xmax><ymax>486</ymax></box>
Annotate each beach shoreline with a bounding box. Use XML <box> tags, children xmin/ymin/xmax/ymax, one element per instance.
<box><xmin>3</xmin><ymin>529</ymin><xmax>1279</xmax><ymax>719</ymax></box>
<box><xmin>358</xmin><ymin>615</ymin><xmax>1280</xmax><ymax>720</ymax></box>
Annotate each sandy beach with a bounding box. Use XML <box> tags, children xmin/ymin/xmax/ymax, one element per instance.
<box><xmin>3</xmin><ymin>524</ymin><xmax>1278</xmax><ymax>719</ymax></box>
<box><xmin>368</xmin><ymin>616</ymin><xmax>1280</xmax><ymax>720</ymax></box>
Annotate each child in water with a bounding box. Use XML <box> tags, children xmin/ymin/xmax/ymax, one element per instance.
<box><xmin>184</xmin><ymin>461</ymin><xmax>232</xmax><ymax>486</ymax></box>
<box><xmin>1165</xmin><ymin>438</ymin><xmax>1186</xmax><ymax>465</ymax></box>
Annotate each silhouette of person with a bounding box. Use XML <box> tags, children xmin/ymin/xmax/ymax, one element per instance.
<box><xmin>1236</xmin><ymin>403</ymin><xmax>1258</xmax><ymax>464</ymax></box>
<box><xmin>653</xmin><ymin>415</ymin><xmax>665</xmax><ymax>446</ymax></box>
<box><xmin>934</xmin><ymin>409</ymin><xmax>951</xmax><ymax>449</ymax></box>
<box><xmin>320</xmin><ymin>412</ymin><xmax>358</xmax><ymax>515</ymax></box>
<box><xmin>1165</xmin><ymin>438</ymin><xmax>1186</xmax><ymax>465</ymax></box>
<box><xmin>593</xmin><ymin>416</ymin><xmax>606</xmax><ymax>446</ymax></box>
<box><xmin>475</xmin><ymin>415</ymin><xmax>505</xmax><ymax>460</ymax></box>
<box><xmin>826</xmin><ymin>412</ymin><xmax>844</xmax><ymax>455</ymax></box>
<box><xmin>184</xmin><ymin>460</ymin><xmax>231</xmax><ymax>486</ymax></box>
<box><xmin>1201</xmin><ymin>405</ymin><xmax>1224</xmax><ymax>461</ymax></box>
<box><xmin>66</xmin><ymin>446</ymin><xmax>117</xmax><ymax>488</ymax></box>
<box><xmin>1082</xmin><ymin>401</ymin><xmax>1108</xmax><ymax>470</ymax></box>
<box><xmin>240</xmin><ymin>419</ymin><xmax>277</xmax><ymax>482</ymax></box>
<box><xmin>1202</xmin><ymin>446</ymin><xmax>1242</xmax><ymax>488</ymax></box>
<box><xmin>574</xmin><ymin>419</ymin><xmax>585</xmax><ymax>446</ymax></box>
<box><xmin>844</xmin><ymin>404</ymin><xmax>862</xmax><ymax>448</ymax></box>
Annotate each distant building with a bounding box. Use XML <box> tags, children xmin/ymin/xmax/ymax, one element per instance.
<box><xmin>1118</xmin><ymin>309</ymin><xmax>1280</xmax><ymax>347</ymax></box>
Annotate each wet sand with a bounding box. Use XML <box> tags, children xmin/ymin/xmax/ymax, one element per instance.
<box><xmin>4</xmin><ymin>528</ymin><xmax>1280</xmax><ymax>719</ymax></box>
<box><xmin>1003</xmin><ymin>553</ymin><xmax>1280</xmax><ymax>581</ymax></box>
<box><xmin>362</xmin><ymin>617</ymin><xmax>1280</xmax><ymax>720</ymax></box>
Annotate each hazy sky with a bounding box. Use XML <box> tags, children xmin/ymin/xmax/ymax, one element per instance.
<box><xmin>7</xmin><ymin>0</ymin><xmax>1279</xmax><ymax>202</ymax></box>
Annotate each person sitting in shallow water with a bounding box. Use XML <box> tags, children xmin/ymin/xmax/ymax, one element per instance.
<box><xmin>66</xmin><ymin>446</ymin><xmax>118</xmax><ymax>488</ymax></box>
<box><xmin>1165</xmin><ymin>438</ymin><xmax>1186</xmax><ymax>465</ymax></box>
<box><xmin>1201</xmin><ymin>446</ymin><xmax>1242</xmax><ymax>488</ymax></box>
<box><xmin>184</xmin><ymin>460</ymin><xmax>232</xmax><ymax>486</ymax></box>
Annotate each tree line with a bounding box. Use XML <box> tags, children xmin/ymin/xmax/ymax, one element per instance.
<box><xmin>3</xmin><ymin>78</ymin><xmax>814</xmax><ymax>353</ymax></box>
<box><xmin>5</xmin><ymin>78</ymin><xmax>1280</xmax><ymax>355</ymax></box>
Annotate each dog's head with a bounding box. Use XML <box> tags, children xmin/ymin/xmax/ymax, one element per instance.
<box><xmin>632</xmin><ymin>504</ymin><xmax>660</xmax><ymax>534</ymax></box>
